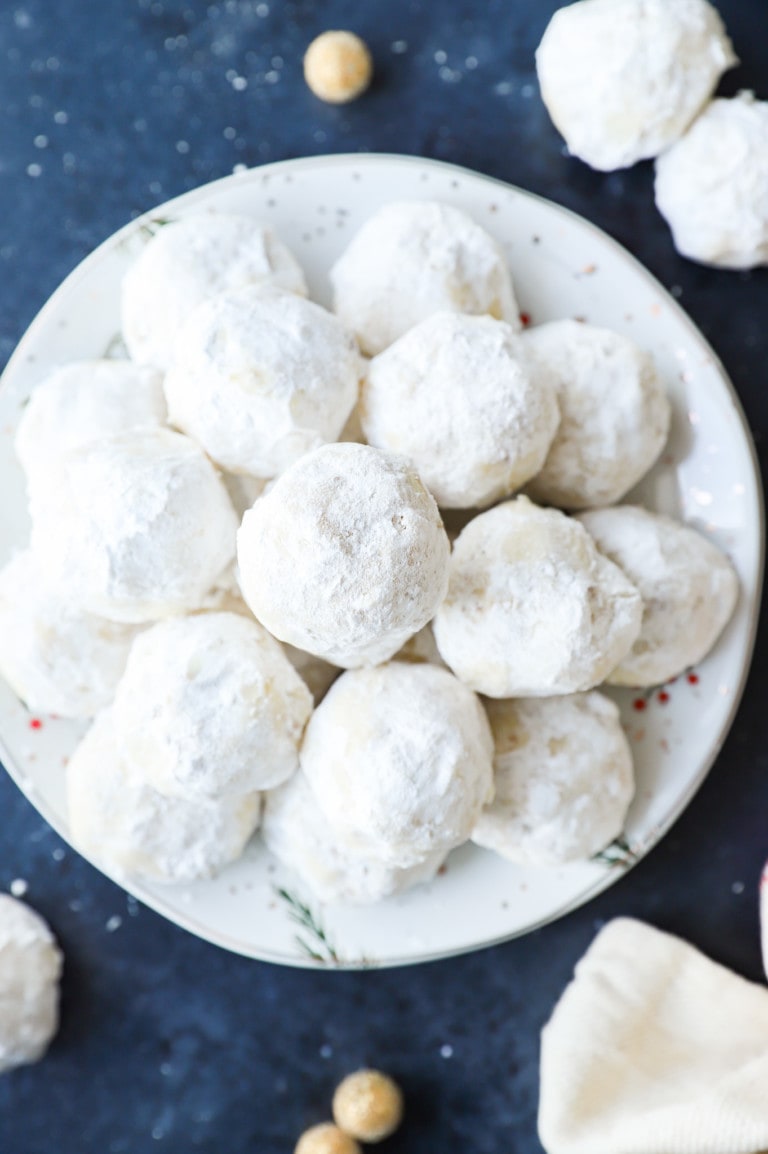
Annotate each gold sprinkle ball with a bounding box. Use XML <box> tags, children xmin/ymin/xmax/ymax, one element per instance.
<box><xmin>332</xmin><ymin>1068</ymin><xmax>404</xmax><ymax>1143</ymax></box>
<box><xmin>303</xmin><ymin>31</ymin><xmax>373</xmax><ymax>104</ymax></box>
<box><xmin>294</xmin><ymin>1122</ymin><xmax>363</xmax><ymax>1154</ymax></box>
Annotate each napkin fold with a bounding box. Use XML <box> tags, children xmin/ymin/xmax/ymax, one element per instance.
<box><xmin>539</xmin><ymin>918</ymin><xmax>768</xmax><ymax>1154</ymax></box>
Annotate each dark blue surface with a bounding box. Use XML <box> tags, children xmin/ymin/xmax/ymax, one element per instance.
<box><xmin>1</xmin><ymin>2</ymin><xmax>767</xmax><ymax>1151</ymax></box>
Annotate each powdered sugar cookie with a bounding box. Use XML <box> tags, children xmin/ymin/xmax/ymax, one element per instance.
<box><xmin>577</xmin><ymin>505</ymin><xmax>739</xmax><ymax>686</ymax></box>
<box><xmin>524</xmin><ymin>320</ymin><xmax>670</xmax><ymax>510</ymax></box>
<box><xmin>112</xmin><ymin>612</ymin><xmax>312</xmax><ymax>799</ymax></box>
<box><xmin>536</xmin><ymin>0</ymin><xmax>736</xmax><ymax>171</ymax></box>
<box><xmin>67</xmin><ymin>710</ymin><xmax>261</xmax><ymax>883</ymax></box>
<box><xmin>362</xmin><ymin>312</ymin><xmax>559</xmax><ymax>508</ymax></box>
<box><xmin>15</xmin><ymin>360</ymin><xmax>166</xmax><ymax>498</ymax></box>
<box><xmin>262</xmin><ymin>771</ymin><xmax>445</xmax><ymax>905</ymax></box>
<box><xmin>300</xmin><ymin>662</ymin><xmax>494</xmax><ymax>868</ymax></box>
<box><xmin>655</xmin><ymin>92</ymin><xmax>768</xmax><ymax>269</ymax></box>
<box><xmin>30</xmin><ymin>427</ymin><xmax>238</xmax><ymax>624</ymax></box>
<box><xmin>121</xmin><ymin>213</ymin><xmax>307</xmax><ymax>369</ymax></box>
<box><xmin>237</xmin><ymin>443</ymin><xmax>450</xmax><ymax>668</ymax></box>
<box><xmin>0</xmin><ymin>550</ymin><xmax>140</xmax><ymax>719</ymax></box>
<box><xmin>472</xmin><ymin>693</ymin><xmax>634</xmax><ymax>866</ymax></box>
<box><xmin>330</xmin><ymin>200</ymin><xmax>519</xmax><ymax>355</ymax></box>
<box><xmin>0</xmin><ymin>895</ymin><xmax>62</xmax><ymax>1074</ymax></box>
<box><xmin>164</xmin><ymin>286</ymin><xmax>361</xmax><ymax>477</ymax></box>
<box><xmin>433</xmin><ymin>496</ymin><xmax>642</xmax><ymax>697</ymax></box>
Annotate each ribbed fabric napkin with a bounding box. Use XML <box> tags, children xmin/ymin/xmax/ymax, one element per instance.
<box><xmin>539</xmin><ymin>918</ymin><xmax>768</xmax><ymax>1154</ymax></box>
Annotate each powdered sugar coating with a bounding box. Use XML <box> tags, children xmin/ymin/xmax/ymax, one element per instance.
<box><xmin>472</xmin><ymin>693</ymin><xmax>634</xmax><ymax>865</ymax></box>
<box><xmin>362</xmin><ymin>312</ymin><xmax>559</xmax><ymax>508</ymax></box>
<box><xmin>330</xmin><ymin>200</ymin><xmax>520</xmax><ymax>356</ymax></box>
<box><xmin>300</xmin><ymin>662</ymin><xmax>494</xmax><ymax>868</ymax></box>
<box><xmin>262</xmin><ymin>771</ymin><xmax>445</xmax><ymax>905</ymax></box>
<box><xmin>30</xmin><ymin>427</ymin><xmax>238</xmax><ymax>624</ymax></box>
<box><xmin>0</xmin><ymin>894</ymin><xmax>62</xmax><ymax>1074</ymax></box>
<box><xmin>655</xmin><ymin>93</ymin><xmax>768</xmax><ymax>269</ymax></box>
<box><xmin>112</xmin><ymin>612</ymin><xmax>312</xmax><ymax>800</ymax></box>
<box><xmin>67</xmin><ymin>710</ymin><xmax>261</xmax><ymax>884</ymax></box>
<box><xmin>524</xmin><ymin>320</ymin><xmax>670</xmax><ymax>510</ymax></box>
<box><xmin>0</xmin><ymin>550</ymin><xmax>141</xmax><ymax>719</ymax></box>
<box><xmin>237</xmin><ymin>443</ymin><xmax>450</xmax><ymax>668</ymax></box>
<box><xmin>433</xmin><ymin>496</ymin><xmax>642</xmax><ymax>698</ymax></box>
<box><xmin>121</xmin><ymin>213</ymin><xmax>307</xmax><ymax>369</ymax></box>
<box><xmin>164</xmin><ymin>286</ymin><xmax>361</xmax><ymax>477</ymax></box>
<box><xmin>536</xmin><ymin>0</ymin><xmax>736</xmax><ymax>171</ymax></box>
<box><xmin>15</xmin><ymin>360</ymin><xmax>166</xmax><ymax>498</ymax></box>
<box><xmin>577</xmin><ymin>505</ymin><xmax>739</xmax><ymax>686</ymax></box>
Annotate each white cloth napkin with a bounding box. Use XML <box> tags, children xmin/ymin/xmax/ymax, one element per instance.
<box><xmin>539</xmin><ymin>918</ymin><xmax>768</xmax><ymax>1154</ymax></box>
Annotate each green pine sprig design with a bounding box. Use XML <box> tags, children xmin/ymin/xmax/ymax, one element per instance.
<box><xmin>274</xmin><ymin>886</ymin><xmax>341</xmax><ymax>965</ymax></box>
<box><xmin>593</xmin><ymin>835</ymin><xmax>640</xmax><ymax>869</ymax></box>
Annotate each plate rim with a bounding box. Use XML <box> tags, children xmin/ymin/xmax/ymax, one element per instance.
<box><xmin>0</xmin><ymin>151</ymin><xmax>764</xmax><ymax>969</ymax></box>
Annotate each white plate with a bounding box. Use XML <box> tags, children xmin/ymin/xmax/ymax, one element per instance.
<box><xmin>0</xmin><ymin>154</ymin><xmax>762</xmax><ymax>969</ymax></box>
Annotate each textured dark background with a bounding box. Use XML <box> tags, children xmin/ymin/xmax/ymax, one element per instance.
<box><xmin>1</xmin><ymin>2</ymin><xmax>767</xmax><ymax>1151</ymax></box>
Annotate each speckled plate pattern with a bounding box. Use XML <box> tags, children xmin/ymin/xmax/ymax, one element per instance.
<box><xmin>0</xmin><ymin>154</ymin><xmax>762</xmax><ymax>968</ymax></box>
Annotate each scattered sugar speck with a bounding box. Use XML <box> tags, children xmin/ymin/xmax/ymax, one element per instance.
<box><xmin>27</xmin><ymin>163</ymin><xmax>42</xmax><ymax>178</ymax></box>
<box><xmin>34</xmin><ymin>134</ymin><xmax>48</xmax><ymax>149</ymax></box>
<box><xmin>495</xmin><ymin>81</ymin><xmax>513</xmax><ymax>95</ymax></box>
<box><xmin>521</xmin><ymin>83</ymin><xmax>535</xmax><ymax>98</ymax></box>
<box><xmin>223</xmin><ymin>126</ymin><xmax>236</xmax><ymax>140</ymax></box>
<box><xmin>440</xmin><ymin>1043</ymin><xmax>454</xmax><ymax>1059</ymax></box>
<box><xmin>391</xmin><ymin>40</ymin><xmax>408</xmax><ymax>54</ymax></box>
<box><xmin>52</xmin><ymin>847</ymin><xmax>65</xmax><ymax>861</ymax></box>
<box><xmin>69</xmin><ymin>898</ymin><xmax>82</xmax><ymax>912</ymax></box>
<box><xmin>256</xmin><ymin>2</ymin><xmax>269</xmax><ymax>15</ymax></box>
<box><xmin>231</xmin><ymin>75</ymin><xmax>247</xmax><ymax>91</ymax></box>
<box><xmin>54</xmin><ymin>109</ymin><xmax>68</xmax><ymax>124</ymax></box>
<box><xmin>465</xmin><ymin>55</ymin><xmax>478</xmax><ymax>69</ymax></box>
<box><xmin>232</xmin><ymin>163</ymin><xmax>247</xmax><ymax>174</ymax></box>
<box><xmin>14</xmin><ymin>9</ymin><xmax>32</xmax><ymax>28</ymax></box>
<box><xmin>433</xmin><ymin>49</ymin><xmax>447</xmax><ymax>64</ymax></box>
<box><xmin>176</xmin><ymin>139</ymin><xmax>190</xmax><ymax>153</ymax></box>
<box><xmin>264</xmin><ymin>70</ymin><xmax>280</xmax><ymax>83</ymax></box>
<box><xmin>10</xmin><ymin>878</ymin><xmax>28</xmax><ymax>897</ymax></box>
<box><xmin>732</xmin><ymin>881</ymin><xmax>745</xmax><ymax>895</ymax></box>
<box><xmin>106</xmin><ymin>915</ymin><xmax>123</xmax><ymax>933</ymax></box>
<box><xmin>319</xmin><ymin>1043</ymin><xmax>333</xmax><ymax>1059</ymax></box>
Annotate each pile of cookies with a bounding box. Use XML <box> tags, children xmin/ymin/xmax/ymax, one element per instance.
<box><xmin>0</xmin><ymin>198</ymin><xmax>738</xmax><ymax>905</ymax></box>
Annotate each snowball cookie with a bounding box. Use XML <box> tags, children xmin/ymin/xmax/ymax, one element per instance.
<box><xmin>67</xmin><ymin>710</ymin><xmax>261</xmax><ymax>883</ymax></box>
<box><xmin>361</xmin><ymin>312</ymin><xmax>559</xmax><ymax>509</ymax></box>
<box><xmin>300</xmin><ymin>662</ymin><xmax>494</xmax><ymax>868</ymax></box>
<box><xmin>523</xmin><ymin>321</ymin><xmax>670</xmax><ymax>510</ymax></box>
<box><xmin>164</xmin><ymin>286</ymin><xmax>361</xmax><ymax>478</ymax></box>
<box><xmin>121</xmin><ymin>213</ymin><xmax>307</xmax><ymax>369</ymax></box>
<box><xmin>237</xmin><ymin>443</ymin><xmax>450</xmax><ymax>668</ymax></box>
<box><xmin>577</xmin><ymin>505</ymin><xmax>739</xmax><ymax>686</ymax></box>
<box><xmin>0</xmin><ymin>550</ymin><xmax>140</xmax><ymax>719</ymax></box>
<box><xmin>655</xmin><ymin>93</ymin><xmax>768</xmax><ymax>269</ymax></box>
<box><xmin>472</xmin><ymin>693</ymin><xmax>634</xmax><ymax>866</ymax></box>
<box><xmin>330</xmin><ymin>200</ymin><xmax>520</xmax><ymax>356</ymax></box>
<box><xmin>263</xmin><ymin>771</ymin><xmax>445</xmax><ymax>905</ymax></box>
<box><xmin>30</xmin><ymin>427</ymin><xmax>238</xmax><ymax>624</ymax></box>
<box><xmin>15</xmin><ymin>360</ymin><xmax>166</xmax><ymax>496</ymax></box>
<box><xmin>112</xmin><ymin>612</ymin><xmax>312</xmax><ymax>800</ymax></box>
<box><xmin>433</xmin><ymin>497</ymin><xmax>642</xmax><ymax>698</ymax></box>
<box><xmin>0</xmin><ymin>895</ymin><xmax>62</xmax><ymax>1074</ymax></box>
<box><xmin>536</xmin><ymin>0</ymin><xmax>736</xmax><ymax>171</ymax></box>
